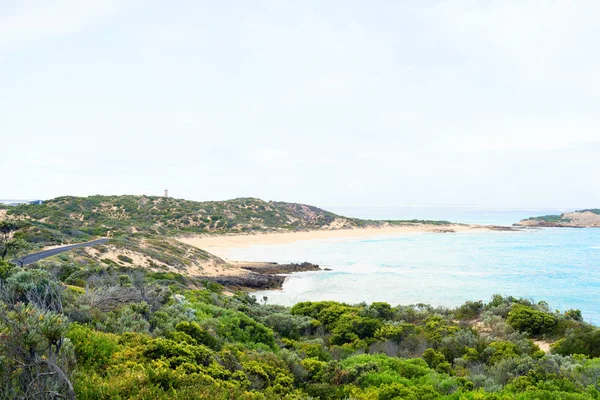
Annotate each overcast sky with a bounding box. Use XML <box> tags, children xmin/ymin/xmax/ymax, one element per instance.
<box><xmin>2</xmin><ymin>0</ymin><xmax>599</xmax><ymax>208</ymax></box>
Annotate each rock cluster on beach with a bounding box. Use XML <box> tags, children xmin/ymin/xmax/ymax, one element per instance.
<box><xmin>199</xmin><ymin>261</ymin><xmax>321</xmax><ymax>290</ymax></box>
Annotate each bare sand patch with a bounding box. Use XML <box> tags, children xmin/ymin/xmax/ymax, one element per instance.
<box><xmin>563</xmin><ymin>211</ymin><xmax>600</xmax><ymax>227</ymax></box>
<box><xmin>533</xmin><ymin>340</ymin><xmax>552</xmax><ymax>353</ymax></box>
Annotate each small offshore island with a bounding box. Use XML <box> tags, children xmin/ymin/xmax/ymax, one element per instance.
<box><xmin>2</xmin><ymin>195</ymin><xmax>600</xmax><ymax>399</ymax></box>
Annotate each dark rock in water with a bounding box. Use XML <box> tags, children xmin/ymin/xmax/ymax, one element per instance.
<box><xmin>236</xmin><ymin>261</ymin><xmax>321</xmax><ymax>275</ymax></box>
<box><xmin>487</xmin><ymin>225</ymin><xmax>522</xmax><ymax>231</ymax></box>
<box><xmin>323</xmin><ymin>268</ymin><xmax>332</xmax><ymax>271</ymax></box>
<box><xmin>198</xmin><ymin>261</ymin><xmax>321</xmax><ymax>290</ymax></box>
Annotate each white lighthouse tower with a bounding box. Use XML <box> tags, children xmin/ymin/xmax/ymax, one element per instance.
<box><xmin>164</xmin><ymin>188</ymin><xmax>169</xmax><ymax>198</ymax></box>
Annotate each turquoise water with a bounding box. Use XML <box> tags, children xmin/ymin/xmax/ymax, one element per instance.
<box><xmin>228</xmin><ymin>225</ymin><xmax>600</xmax><ymax>324</ymax></box>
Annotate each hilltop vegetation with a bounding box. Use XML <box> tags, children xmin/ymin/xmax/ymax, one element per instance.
<box><xmin>2</xmin><ymin>258</ymin><xmax>600</xmax><ymax>399</ymax></box>
<box><xmin>0</xmin><ymin>195</ymin><xmax>455</xmax><ymax>278</ymax></box>
<box><xmin>4</xmin><ymin>195</ymin><xmax>368</xmax><ymax>244</ymax></box>
<box><xmin>3</xmin><ymin>195</ymin><xmax>454</xmax><ymax>246</ymax></box>
<box><xmin>1</xmin><ymin>196</ymin><xmax>367</xmax><ymax>277</ymax></box>
<box><xmin>517</xmin><ymin>209</ymin><xmax>600</xmax><ymax>228</ymax></box>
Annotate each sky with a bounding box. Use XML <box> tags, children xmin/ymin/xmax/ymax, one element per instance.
<box><xmin>1</xmin><ymin>0</ymin><xmax>600</xmax><ymax>209</ymax></box>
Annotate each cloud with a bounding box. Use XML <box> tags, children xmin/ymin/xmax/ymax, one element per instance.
<box><xmin>2</xmin><ymin>1</ymin><xmax>600</xmax><ymax>207</ymax></box>
<box><xmin>427</xmin><ymin>0</ymin><xmax>600</xmax><ymax>87</ymax></box>
<box><xmin>435</xmin><ymin>116</ymin><xmax>600</xmax><ymax>152</ymax></box>
<box><xmin>248</xmin><ymin>148</ymin><xmax>290</xmax><ymax>167</ymax></box>
<box><xmin>0</xmin><ymin>0</ymin><xmax>129</xmax><ymax>51</ymax></box>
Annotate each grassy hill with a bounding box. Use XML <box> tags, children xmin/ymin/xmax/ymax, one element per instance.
<box><xmin>4</xmin><ymin>195</ymin><xmax>452</xmax><ymax>247</ymax></box>
<box><xmin>0</xmin><ymin>195</ymin><xmax>452</xmax><ymax>278</ymax></box>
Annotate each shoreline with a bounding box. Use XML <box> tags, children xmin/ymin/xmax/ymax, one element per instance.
<box><xmin>178</xmin><ymin>224</ymin><xmax>519</xmax><ymax>291</ymax></box>
<box><xmin>196</xmin><ymin>261</ymin><xmax>322</xmax><ymax>291</ymax></box>
<box><xmin>178</xmin><ymin>224</ymin><xmax>514</xmax><ymax>260</ymax></box>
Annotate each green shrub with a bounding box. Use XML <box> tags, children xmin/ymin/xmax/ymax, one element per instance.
<box><xmin>485</xmin><ymin>341</ymin><xmax>520</xmax><ymax>364</ymax></box>
<box><xmin>118</xmin><ymin>274</ymin><xmax>132</xmax><ymax>286</ymax></box>
<box><xmin>375</xmin><ymin>323</ymin><xmax>418</xmax><ymax>343</ymax></box>
<box><xmin>0</xmin><ymin>259</ymin><xmax>16</xmax><ymax>281</ymax></box>
<box><xmin>564</xmin><ymin>309</ymin><xmax>583</xmax><ymax>322</ymax></box>
<box><xmin>507</xmin><ymin>306</ymin><xmax>557</xmax><ymax>336</ymax></box>
<box><xmin>367</xmin><ymin>302</ymin><xmax>394</xmax><ymax>320</ymax></box>
<box><xmin>175</xmin><ymin>321</ymin><xmax>221</xmax><ymax>350</ymax></box>
<box><xmin>423</xmin><ymin>348</ymin><xmax>446</xmax><ymax>369</ymax></box>
<box><xmin>553</xmin><ymin>328</ymin><xmax>600</xmax><ymax>357</ymax></box>
<box><xmin>455</xmin><ymin>300</ymin><xmax>484</xmax><ymax>320</ymax></box>
<box><xmin>143</xmin><ymin>337</ymin><xmax>213</xmax><ymax>367</ymax></box>
<box><xmin>260</xmin><ymin>311</ymin><xmax>312</xmax><ymax>340</ymax></box>
<box><xmin>117</xmin><ymin>254</ymin><xmax>134</xmax><ymax>264</ymax></box>
<box><xmin>67</xmin><ymin>324</ymin><xmax>119</xmax><ymax>370</ymax></box>
<box><xmin>101</xmin><ymin>258</ymin><xmax>119</xmax><ymax>267</ymax></box>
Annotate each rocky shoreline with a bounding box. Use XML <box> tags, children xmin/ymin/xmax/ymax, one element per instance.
<box><xmin>199</xmin><ymin>261</ymin><xmax>321</xmax><ymax>290</ymax></box>
<box><xmin>515</xmin><ymin>210</ymin><xmax>600</xmax><ymax>228</ymax></box>
<box><xmin>486</xmin><ymin>225</ymin><xmax>523</xmax><ymax>231</ymax></box>
<box><xmin>430</xmin><ymin>225</ymin><xmax>522</xmax><ymax>233</ymax></box>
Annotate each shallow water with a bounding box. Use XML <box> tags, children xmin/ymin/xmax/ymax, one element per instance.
<box><xmin>228</xmin><ymin>225</ymin><xmax>600</xmax><ymax>324</ymax></box>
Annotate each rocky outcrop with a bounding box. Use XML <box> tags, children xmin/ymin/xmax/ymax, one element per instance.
<box><xmin>485</xmin><ymin>225</ymin><xmax>523</xmax><ymax>231</ymax></box>
<box><xmin>236</xmin><ymin>261</ymin><xmax>321</xmax><ymax>275</ymax></box>
<box><xmin>199</xmin><ymin>261</ymin><xmax>321</xmax><ymax>290</ymax></box>
<box><xmin>516</xmin><ymin>210</ymin><xmax>600</xmax><ymax>228</ymax></box>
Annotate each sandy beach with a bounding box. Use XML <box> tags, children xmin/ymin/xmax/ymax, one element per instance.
<box><xmin>178</xmin><ymin>224</ymin><xmax>492</xmax><ymax>259</ymax></box>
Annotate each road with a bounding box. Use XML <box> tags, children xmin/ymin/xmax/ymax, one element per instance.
<box><xmin>16</xmin><ymin>238</ymin><xmax>109</xmax><ymax>266</ymax></box>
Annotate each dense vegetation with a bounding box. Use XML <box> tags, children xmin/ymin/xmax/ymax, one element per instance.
<box><xmin>581</xmin><ymin>209</ymin><xmax>600</xmax><ymax>215</ymax></box>
<box><xmin>522</xmin><ymin>215</ymin><xmax>573</xmax><ymax>224</ymax></box>
<box><xmin>1</xmin><ymin>195</ymin><xmax>455</xmax><ymax>278</ymax></box>
<box><xmin>4</xmin><ymin>196</ymin><xmax>359</xmax><ymax>244</ymax></box>
<box><xmin>4</xmin><ymin>197</ymin><xmax>600</xmax><ymax>398</ymax></box>
<box><xmin>2</xmin><ymin>251</ymin><xmax>600</xmax><ymax>399</ymax></box>
<box><xmin>4</xmin><ymin>195</ymin><xmax>452</xmax><ymax>247</ymax></box>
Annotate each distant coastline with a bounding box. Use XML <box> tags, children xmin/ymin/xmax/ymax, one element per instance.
<box><xmin>516</xmin><ymin>210</ymin><xmax>600</xmax><ymax>228</ymax></box>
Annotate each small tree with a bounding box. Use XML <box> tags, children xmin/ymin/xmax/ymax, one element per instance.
<box><xmin>0</xmin><ymin>259</ymin><xmax>15</xmax><ymax>282</ymax></box>
<box><xmin>507</xmin><ymin>305</ymin><xmax>557</xmax><ymax>337</ymax></box>
<box><xmin>0</xmin><ymin>221</ymin><xmax>19</xmax><ymax>260</ymax></box>
<box><xmin>6</xmin><ymin>238</ymin><xmax>35</xmax><ymax>266</ymax></box>
<box><xmin>0</xmin><ymin>279</ymin><xmax>75</xmax><ymax>399</ymax></box>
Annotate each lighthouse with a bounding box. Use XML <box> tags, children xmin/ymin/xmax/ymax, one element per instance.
<box><xmin>164</xmin><ymin>188</ymin><xmax>169</xmax><ymax>198</ymax></box>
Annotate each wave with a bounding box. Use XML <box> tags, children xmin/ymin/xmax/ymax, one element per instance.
<box><xmin>328</xmin><ymin>262</ymin><xmax>401</xmax><ymax>275</ymax></box>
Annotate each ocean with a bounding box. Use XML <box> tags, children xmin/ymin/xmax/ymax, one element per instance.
<box><xmin>226</xmin><ymin>207</ymin><xmax>600</xmax><ymax>324</ymax></box>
